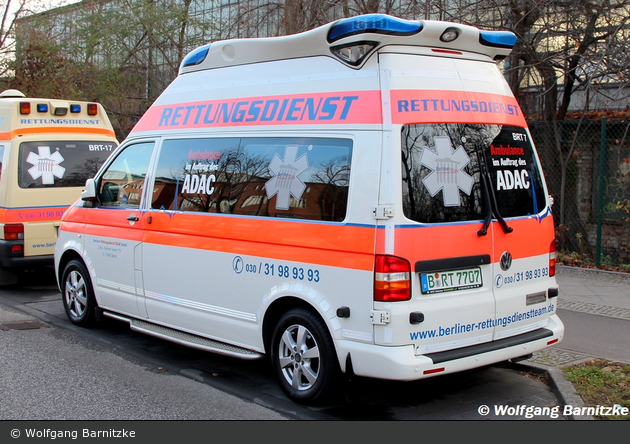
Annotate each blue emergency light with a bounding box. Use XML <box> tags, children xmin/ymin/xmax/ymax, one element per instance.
<box><xmin>37</xmin><ymin>104</ymin><xmax>48</xmax><ymax>112</ymax></box>
<box><xmin>182</xmin><ymin>45</ymin><xmax>211</xmax><ymax>68</ymax></box>
<box><xmin>70</xmin><ymin>104</ymin><xmax>81</xmax><ymax>113</ymax></box>
<box><xmin>479</xmin><ymin>31</ymin><xmax>517</xmax><ymax>49</ymax></box>
<box><xmin>327</xmin><ymin>14</ymin><xmax>422</xmax><ymax>43</ymax></box>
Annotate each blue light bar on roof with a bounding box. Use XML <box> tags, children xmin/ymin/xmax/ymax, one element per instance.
<box><xmin>479</xmin><ymin>31</ymin><xmax>517</xmax><ymax>49</ymax></box>
<box><xmin>182</xmin><ymin>44</ymin><xmax>211</xmax><ymax>68</ymax></box>
<box><xmin>328</xmin><ymin>14</ymin><xmax>422</xmax><ymax>43</ymax></box>
<box><xmin>70</xmin><ymin>104</ymin><xmax>81</xmax><ymax>113</ymax></box>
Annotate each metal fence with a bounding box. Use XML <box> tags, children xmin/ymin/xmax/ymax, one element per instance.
<box><xmin>529</xmin><ymin>119</ymin><xmax>630</xmax><ymax>271</ymax></box>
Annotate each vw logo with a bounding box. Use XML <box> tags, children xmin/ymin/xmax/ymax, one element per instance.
<box><xmin>500</xmin><ymin>251</ymin><xmax>512</xmax><ymax>271</ymax></box>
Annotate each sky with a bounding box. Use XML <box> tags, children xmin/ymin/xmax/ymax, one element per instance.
<box><xmin>8</xmin><ymin>0</ymin><xmax>80</xmax><ymax>19</ymax></box>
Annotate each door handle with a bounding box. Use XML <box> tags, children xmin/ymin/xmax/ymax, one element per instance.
<box><xmin>127</xmin><ymin>215</ymin><xmax>139</xmax><ymax>222</ymax></box>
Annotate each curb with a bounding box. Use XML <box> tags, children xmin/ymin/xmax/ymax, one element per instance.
<box><xmin>508</xmin><ymin>361</ymin><xmax>593</xmax><ymax>420</ymax></box>
<box><xmin>556</xmin><ymin>264</ymin><xmax>630</xmax><ymax>284</ymax></box>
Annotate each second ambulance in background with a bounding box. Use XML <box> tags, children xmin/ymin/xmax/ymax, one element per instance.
<box><xmin>0</xmin><ymin>89</ymin><xmax>118</xmax><ymax>283</ymax></box>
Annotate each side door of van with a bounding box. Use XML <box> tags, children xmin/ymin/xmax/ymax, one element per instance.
<box><xmin>83</xmin><ymin>141</ymin><xmax>155</xmax><ymax>317</ymax></box>
<box><xmin>141</xmin><ymin>136</ymin><xmax>355</xmax><ymax>348</ymax></box>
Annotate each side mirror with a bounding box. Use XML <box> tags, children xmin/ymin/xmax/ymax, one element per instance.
<box><xmin>81</xmin><ymin>178</ymin><xmax>97</xmax><ymax>201</ymax></box>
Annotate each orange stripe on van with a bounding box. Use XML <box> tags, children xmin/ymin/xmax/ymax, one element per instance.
<box><xmin>130</xmin><ymin>91</ymin><xmax>383</xmax><ymax>134</ymax></box>
<box><xmin>390</xmin><ymin>90</ymin><xmax>526</xmax><ymax>127</ymax></box>
<box><xmin>63</xmin><ymin>208</ymin><xmax>377</xmax><ymax>271</ymax></box>
<box><xmin>391</xmin><ymin>216</ymin><xmax>554</xmax><ymax>262</ymax></box>
<box><xmin>0</xmin><ymin>127</ymin><xmax>116</xmax><ymax>141</ymax></box>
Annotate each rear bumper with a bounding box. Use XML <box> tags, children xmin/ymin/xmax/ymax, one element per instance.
<box><xmin>0</xmin><ymin>240</ymin><xmax>53</xmax><ymax>268</ymax></box>
<box><xmin>336</xmin><ymin>314</ymin><xmax>564</xmax><ymax>380</ymax></box>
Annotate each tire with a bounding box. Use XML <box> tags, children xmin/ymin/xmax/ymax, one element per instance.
<box><xmin>270</xmin><ymin>307</ymin><xmax>342</xmax><ymax>405</ymax></box>
<box><xmin>61</xmin><ymin>259</ymin><xmax>97</xmax><ymax>327</ymax></box>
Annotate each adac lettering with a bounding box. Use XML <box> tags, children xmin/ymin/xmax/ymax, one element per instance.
<box><xmin>490</xmin><ymin>144</ymin><xmax>531</xmax><ymax>191</ymax></box>
<box><xmin>158</xmin><ymin>95</ymin><xmax>359</xmax><ymax>127</ymax></box>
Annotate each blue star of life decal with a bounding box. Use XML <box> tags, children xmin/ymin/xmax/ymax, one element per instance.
<box><xmin>26</xmin><ymin>146</ymin><xmax>66</xmax><ymax>185</ymax></box>
<box><xmin>420</xmin><ymin>136</ymin><xmax>473</xmax><ymax>207</ymax></box>
<box><xmin>265</xmin><ymin>145</ymin><xmax>309</xmax><ymax>210</ymax></box>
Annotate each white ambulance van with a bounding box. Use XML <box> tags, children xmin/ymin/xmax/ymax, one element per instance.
<box><xmin>0</xmin><ymin>89</ymin><xmax>118</xmax><ymax>284</ymax></box>
<box><xmin>55</xmin><ymin>14</ymin><xmax>563</xmax><ymax>405</ymax></box>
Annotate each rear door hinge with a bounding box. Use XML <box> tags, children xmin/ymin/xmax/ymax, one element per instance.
<box><xmin>370</xmin><ymin>310</ymin><xmax>391</xmax><ymax>325</ymax></box>
<box><xmin>373</xmin><ymin>205</ymin><xmax>393</xmax><ymax>220</ymax></box>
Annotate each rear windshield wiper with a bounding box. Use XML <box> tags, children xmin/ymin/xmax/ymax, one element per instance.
<box><xmin>475</xmin><ymin>146</ymin><xmax>513</xmax><ymax>236</ymax></box>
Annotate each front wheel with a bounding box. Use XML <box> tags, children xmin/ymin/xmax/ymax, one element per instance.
<box><xmin>61</xmin><ymin>259</ymin><xmax>97</xmax><ymax>326</ymax></box>
<box><xmin>270</xmin><ymin>307</ymin><xmax>342</xmax><ymax>405</ymax></box>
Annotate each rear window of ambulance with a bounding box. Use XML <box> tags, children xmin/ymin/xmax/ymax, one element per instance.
<box><xmin>401</xmin><ymin>124</ymin><xmax>546</xmax><ymax>223</ymax></box>
<box><xmin>18</xmin><ymin>141</ymin><xmax>117</xmax><ymax>188</ymax></box>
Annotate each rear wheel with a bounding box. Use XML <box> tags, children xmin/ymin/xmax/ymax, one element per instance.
<box><xmin>271</xmin><ymin>307</ymin><xmax>341</xmax><ymax>405</ymax></box>
<box><xmin>61</xmin><ymin>259</ymin><xmax>97</xmax><ymax>326</ymax></box>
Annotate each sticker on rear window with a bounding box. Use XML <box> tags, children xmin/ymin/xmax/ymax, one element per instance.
<box><xmin>27</xmin><ymin>146</ymin><xmax>66</xmax><ymax>185</ymax></box>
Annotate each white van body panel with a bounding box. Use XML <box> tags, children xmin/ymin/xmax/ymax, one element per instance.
<box><xmin>55</xmin><ymin>14</ymin><xmax>563</xmax><ymax>404</ymax></box>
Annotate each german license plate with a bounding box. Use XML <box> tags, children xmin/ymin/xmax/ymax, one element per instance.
<box><xmin>420</xmin><ymin>267</ymin><xmax>482</xmax><ymax>294</ymax></box>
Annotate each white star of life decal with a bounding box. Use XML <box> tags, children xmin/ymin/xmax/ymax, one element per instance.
<box><xmin>26</xmin><ymin>146</ymin><xmax>66</xmax><ymax>185</ymax></box>
<box><xmin>265</xmin><ymin>145</ymin><xmax>309</xmax><ymax>210</ymax></box>
<box><xmin>420</xmin><ymin>136</ymin><xmax>473</xmax><ymax>207</ymax></box>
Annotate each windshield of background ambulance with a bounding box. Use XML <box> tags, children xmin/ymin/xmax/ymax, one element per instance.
<box><xmin>18</xmin><ymin>140</ymin><xmax>117</xmax><ymax>188</ymax></box>
<box><xmin>401</xmin><ymin>124</ymin><xmax>546</xmax><ymax>224</ymax></box>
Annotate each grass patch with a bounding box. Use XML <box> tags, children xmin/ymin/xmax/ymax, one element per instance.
<box><xmin>563</xmin><ymin>358</ymin><xmax>630</xmax><ymax>420</ymax></box>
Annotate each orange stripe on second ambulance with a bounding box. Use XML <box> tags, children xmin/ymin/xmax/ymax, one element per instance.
<box><xmin>0</xmin><ymin>206</ymin><xmax>69</xmax><ymax>223</ymax></box>
<box><xmin>0</xmin><ymin>127</ymin><xmax>116</xmax><ymax>141</ymax></box>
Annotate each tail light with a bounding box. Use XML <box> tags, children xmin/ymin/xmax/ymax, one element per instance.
<box><xmin>374</xmin><ymin>255</ymin><xmax>411</xmax><ymax>301</ymax></box>
<box><xmin>4</xmin><ymin>224</ymin><xmax>24</xmax><ymax>240</ymax></box>
<box><xmin>549</xmin><ymin>239</ymin><xmax>556</xmax><ymax>277</ymax></box>
<box><xmin>87</xmin><ymin>103</ymin><xmax>98</xmax><ymax>115</ymax></box>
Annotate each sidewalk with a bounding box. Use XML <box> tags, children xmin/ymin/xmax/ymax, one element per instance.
<box><xmin>530</xmin><ymin>265</ymin><xmax>630</xmax><ymax>367</ymax></box>
<box><xmin>515</xmin><ymin>265</ymin><xmax>630</xmax><ymax>419</ymax></box>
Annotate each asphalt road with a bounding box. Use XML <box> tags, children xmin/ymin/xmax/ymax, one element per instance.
<box><xmin>0</xmin><ymin>267</ymin><xmax>566</xmax><ymax>420</ymax></box>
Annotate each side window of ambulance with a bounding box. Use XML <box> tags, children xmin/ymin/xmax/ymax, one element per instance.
<box><xmin>152</xmin><ymin>137</ymin><xmax>352</xmax><ymax>222</ymax></box>
<box><xmin>98</xmin><ymin>142</ymin><xmax>154</xmax><ymax>208</ymax></box>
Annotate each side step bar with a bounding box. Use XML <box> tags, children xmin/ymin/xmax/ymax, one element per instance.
<box><xmin>103</xmin><ymin>311</ymin><xmax>264</xmax><ymax>360</ymax></box>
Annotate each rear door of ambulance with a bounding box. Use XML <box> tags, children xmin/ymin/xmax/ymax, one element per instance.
<box><xmin>379</xmin><ymin>50</ymin><xmax>557</xmax><ymax>358</ymax></box>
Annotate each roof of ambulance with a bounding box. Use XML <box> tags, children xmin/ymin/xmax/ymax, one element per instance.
<box><xmin>178</xmin><ymin>14</ymin><xmax>516</xmax><ymax>74</ymax></box>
